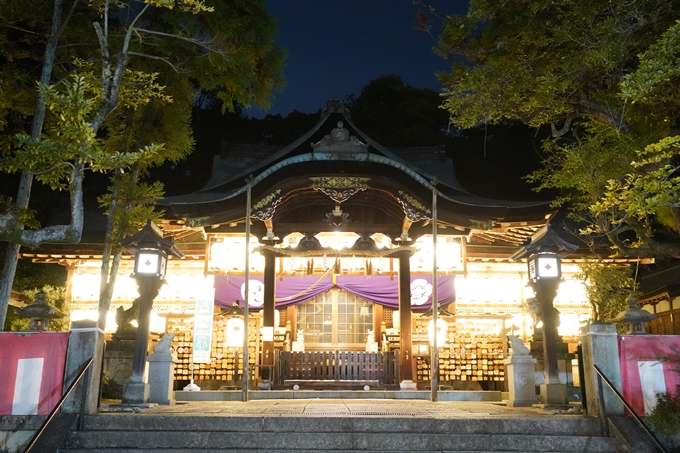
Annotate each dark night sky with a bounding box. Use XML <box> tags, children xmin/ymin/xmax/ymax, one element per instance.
<box><xmin>240</xmin><ymin>1</ymin><xmax>549</xmax><ymax>202</ymax></box>
<box><xmin>245</xmin><ymin>0</ymin><xmax>468</xmax><ymax>118</ymax></box>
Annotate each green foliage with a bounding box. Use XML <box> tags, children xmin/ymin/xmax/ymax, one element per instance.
<box><xmin>0</xmin><ymin>195</ymin><xmax>39</xmax><ymax>229</ymax></box>
<box><xmin>647</xmin><ymin>346</ymin><xmax>680</xmax><ymax>440</ymax></box>
<box><xmin>647</xmin><ymin>391</ymin><xmax>680</xmax><ymax>438</ymax></box>
<box><xmin>574</xmin><ymin>258</ymin><xmax>636</xmax><ymax>323</ymax></box>
<box><xmin>594</xmin><ymin>136</ymin><xmax>680</xmax><ymax>233</ymax></box>
<box><xmin>434</xmin><ymin>0</ymin><xmax>680</xmax><ymax>258</ymax></box>
<box><xmin>621</xmin><ymin>20</ymin><xmax>680</xmax><ymax>105</ymax></box>
<box><xmin>5</xmin><ymin>285</ymin><xmax>68</xmax><ymax>332</ymax></box>
<box><xmin>526</xmin><ymin>123</ymin><xmax>641</xmax><ymax>213</ymax></box>
<box><xmin>0</xmin><ymin>0</ymin><xmax>285</xmax><ymax>233</ymax></box>
<box><xmin>11</xmin><ymin>261</ymin><xmax>66</xmax><ymax>292</ymax></box>
<box><xmin>98</xmin><ymin>174</ymin><xmax>165</xmax><ymax>239</ymax></box>
<box><xmin>1</xmin><ymin>76</ymin><xmax>159</xmax><ymax>184</ymax></box>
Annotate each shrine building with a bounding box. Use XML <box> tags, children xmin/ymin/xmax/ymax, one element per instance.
<box><xmin>22</xmin><ymin>100</ymin><xmax>632</xmax><ymax>393</ymax></box>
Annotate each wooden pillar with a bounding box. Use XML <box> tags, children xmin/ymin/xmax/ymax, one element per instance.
<box><xmin>397</xmin><ymin>249</ymin><xmax>416</xmax><ymax>389</ymax></box>
<box><xmin>262</xmin><ymin>251</ymin><xmax>276</xmax><ymax>381</ymax></box>
<box><xmin>373</xmin><ymin>304</ymin><xmax>384</xmax><ymax>347</ymax></box>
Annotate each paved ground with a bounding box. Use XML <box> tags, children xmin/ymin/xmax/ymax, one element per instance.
<box><xmin>101</xmin><ymin>398</ymin><xmax>583</xmax><ymax>419</ymax></box>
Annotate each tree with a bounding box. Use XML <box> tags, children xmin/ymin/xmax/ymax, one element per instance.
<box><xmin>0</xmin><ymin>0</ymin><xmax>285</xmax><ymax>329</ymax></box>
<box><xmin>575</xmin><ymin>258</ymin><xmax>637</xmax><ymax>323</ymax></box>
<box><xmin>429</xmin><ymin>1</ymin><xmax>680</xmax><ymax>258</ymax></box>
<box><xmin>347</xmin><ymin>75</ymin><xmax>449</xmax><ymax>147</ymax></box>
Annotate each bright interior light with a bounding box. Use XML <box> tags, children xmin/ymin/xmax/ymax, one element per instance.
<box><xmin>208</xmin><ymin>235</ymin><xmax>264</xmax><ymax>272</ymax></box>
<box><xmin>262</xmin><ymin>326</ymin><xmax>274</xmax><ymax>342</ymax></box>
<box><xmin>428</xmin><ymin>318</ymin><xmax>448</xmax><ymax>348</ymax></box>
<box><xmin>557</xmin><ymin>313</ymin><xmax>589</xmax><ymax>337</ymax></box>
<box><xmin>554</xmin><ymin>280</ymin><xmax>588</xmax><ymax>305</ymax></box>
<box><xmin>150</xmin><ymin>310</ymin><xmax>166</xmax><ymax>333</ymax></box>
<box><xmin>315</xmin><ymin>232</ymin><xmax>359</xmax><ymax>250</ymax></box>
<box><xmin>226</xmin><ymin>317</ymin><xmax>244</xmax><ymax>347</ymax></box>
<box><xmin>454</xmin><ymin>275</ymin><xmax>523</xmax><ymax>305</ymax></box>
<box><xmin>411</xmin><ymin>236</ymin><xmax>461</xmax><ymax>271</ymax></box>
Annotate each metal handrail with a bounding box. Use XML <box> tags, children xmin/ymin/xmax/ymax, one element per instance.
<box><xmin>593</xmin><ymin>364</ymin><xmax>668</xmax><ymax>453</ymax></box>
<box><xmin>23</xmin><ymin>357</ymin><xmax>94</xmax><ymax>453</ymax></box>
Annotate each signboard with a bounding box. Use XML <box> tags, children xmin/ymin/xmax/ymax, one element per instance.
<box><xmin>0</xmin><ymin>332</ymin><xmax>70</xmax><ymax>415</ymax></box>
<box><xmin>619</xmin><ymin>335</ymin><xmax>680</xmax><ymax>415</ymax></box>
<box><xmin>192</xmin><ymin>292</ymin><xmax>215</xmax><ymax>364</ymax></box>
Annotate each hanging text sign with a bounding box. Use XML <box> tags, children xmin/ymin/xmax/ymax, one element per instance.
<box><xmin>192</xmin><ymin>292</ymin><xmax>214</xmax><ymax>364</ymax></box>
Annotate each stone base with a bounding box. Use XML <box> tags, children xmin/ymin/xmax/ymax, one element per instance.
<box><xmin>506</xmin><ymin>399</ymin><xmax>536</xmax><ymax>407</ymax></box>
<box><xmin>147</xmin><ymin>357</ymin><xmax>175</xmax><ymax>405</ymax></box>
<box><xmin>505</xmin><ymin>354</ymin><xmax>537</xmax><ymax>407</ymax></box>
<box><xmin>102</xmin><ymin>339</ymin><xmax>135</xmax><ymax>399</ymax></box>
<box><xmin>122</xmin><ymin>382</ymin><xmax>149</xmax><ymax>405</ymax></box>
<box><xmin>540</xmin><ymin>383</ymin><xmax>567</xmax><ymax>406</ymax></box>
<box><xmin>399</xmin><ymin>380</ymin><xmax>417</xmax><ymax>390</ymax></box>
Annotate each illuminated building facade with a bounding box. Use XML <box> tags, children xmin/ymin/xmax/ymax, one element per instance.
<box><xmin>23</xmin><ymin>100</ymin><xmax>632</xmax><ymax>391</ymax></box>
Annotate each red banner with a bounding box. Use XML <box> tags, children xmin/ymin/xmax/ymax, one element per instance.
<box><xmin>618</xmin><ymin>335</ymin><xmax>680</xmax><ymax>416</ymax></box>
<box><xmin>0</xmin><ymin>332</ymin><xmax>70</xmax><ymax>415</ymax></box>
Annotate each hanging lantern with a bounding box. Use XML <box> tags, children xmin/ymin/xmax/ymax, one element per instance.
<box><xmin>226</xmin><ymin>317</ymin><xmax>245</xmax><ymax>348</ymax></box>
<box><xmin>428</xmin><ymin>318</ymin><xmax>448</xmax><ymax>348</ymax></box>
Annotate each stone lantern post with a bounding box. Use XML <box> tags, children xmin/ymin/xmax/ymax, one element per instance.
<box><xmin>511</xmin><ymin>223</ymin><xmax>578</xmax><ymax>407</ymax></box>
<box><xmin>120</xmin><ymin>220</ymin><xmax>183</xmax><ymax>404</ymax></box>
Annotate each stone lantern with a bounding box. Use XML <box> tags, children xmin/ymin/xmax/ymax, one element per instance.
<box><xmin>613</xmin><ymin>295</ymin><xmax>657</xmax><ymax>334</ymax></box>
<box><xmin>119</xmin><ymin>220</ymin><xmax>183</xmax><ymax>404</ymax></box>
<box><xmin>510</xmin><ymin>223</ymin><xmax>579</xmax><ymax>407</ymax></box>
<box><xmin>14</xmin><ymin>291</ymin><xmax>61</xmax><ymax>331</ymax></box>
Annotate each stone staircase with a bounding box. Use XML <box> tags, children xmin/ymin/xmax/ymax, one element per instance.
<box><xmin>58</xmin><ymin>414</ymin><xmax>625</xmax><ymax>452</ymax></box>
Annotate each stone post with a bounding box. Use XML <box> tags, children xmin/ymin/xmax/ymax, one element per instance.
<box><xmin>580</xmin><ymin>323</ymin><xmax>623</xmax><ymax>416</ymax></box>
<box><xmin>62</xmin><ymin>320</ymin><xmax>105</xmax><ymax>414</ymax></box>
<box><xmin>147</xmin><ymin>333</ymin><xmax>175</xmax><ymax>405</ymax></box>
<box><xmin>504</xmin><ymin>336</ymin><xmax>538</xmax><ymax>407</ymax></box>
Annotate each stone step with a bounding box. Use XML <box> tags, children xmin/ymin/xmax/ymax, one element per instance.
<box><xmin>62</xmin><ymin>450</ymin><xmax>620</xmax><ymax>453</ymax></box>
<box><xmin>62</xmin><ymin>431</ymin><xmax>617</xmax><ymax>452</ymax></box>
<box><xmin>60</xmin><ymin>419</ymin><xmax>621</xmax><ymax>452</ymax></box>
<box><xmin>79</xmin><ymin>415</ymin><xmax>606</xmax><ymax>436</ymax></box>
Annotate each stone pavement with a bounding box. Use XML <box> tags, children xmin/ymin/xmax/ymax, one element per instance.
<box><xmin>101</xmin><ymin>397</ymin><xmax>581</xmax><ymax>419</ymax></box>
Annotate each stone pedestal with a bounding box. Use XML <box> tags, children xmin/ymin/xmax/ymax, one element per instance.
<box><xmin>147</xmin><ymin>350</ymin><xmax>175</xmax><ymax>405</ymax></box>
<box><xmin>101</xmin><ymin>337</ymin><xmax>135</xmax><ymax>399</ymax></box>
<box><xmin>62</xmin><ymin>320</ymin><xmax>105</xmax><ymax>414</ymax></box>
<box><xmin>122</xmin><ymin>381</ymin><xmax>149</xmax><ymax>404</ymax></box>
<box><xmin>530</xmin><ymin>334</ymin><xmax>573</xmax><ymax>386</ymax></box>
<box><xmin>400</xmin><ymin>380</ymin><xmax>417</xmax><ymax>390</ymax></box>
<box><xmin>539</xmin><ymin>383</ymin><xmax>568</xmax><ymax>406</ymax></box>
<box><xmin>504</xmin><ymin>354</ymin><xmax>537</xmax><ymax>407</ymax></box>
<box><xmin>580</xmin><ymin>323</ymin><xmax>623</xmax><ymax>416</ymax></box>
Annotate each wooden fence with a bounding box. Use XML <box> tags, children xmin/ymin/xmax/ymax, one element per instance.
<box><xmin>273</xmin><ymin>350</ymin><xmax>399</xmax><ymax>388</ymax></box>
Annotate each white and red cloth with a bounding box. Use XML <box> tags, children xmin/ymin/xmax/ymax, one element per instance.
<box><xmin>619</xmin><ymin>335</ymin><xmax>680</xmax><ymax>416</ymax></box>
<box><xmin>0</xmin><ymin>332</ymin><xmax>70</xmax><ymax>415</ymax></box>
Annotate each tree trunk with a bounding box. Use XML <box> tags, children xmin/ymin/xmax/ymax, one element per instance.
<box><xmin>97</xmin><ymin>162</ymin><xmax>140</xmax><ymax>328</ymax></box>
<box><xmin>0</xmin><ymin>0</ymin><xmax>65</xmax><ymax>329</ymax></box>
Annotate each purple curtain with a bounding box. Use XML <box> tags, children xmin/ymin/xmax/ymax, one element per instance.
<box><xmin>214</xmin><ymin>275</ymin><xmax>333</xmax><ymax>309</ymax></box>
<box><xmin>214</xmin><ymin>274</ymin><xmax>455</xmax><ymax>311</ymax></box>
<box><xmin>336</xmin><ymin>275</ymin><xmax>455</xmax><ymax>310</ymax></box>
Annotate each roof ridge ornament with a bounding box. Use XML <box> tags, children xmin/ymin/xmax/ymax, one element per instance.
<box><xmin>322</xmin><ymin>98</ymin><xmax>350</xmax><ymax>118</ymax></box>
<box><xmin>311</xmin><ymin>121</ymin><xmax>368</xmax><ymax>155</ymax></box>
